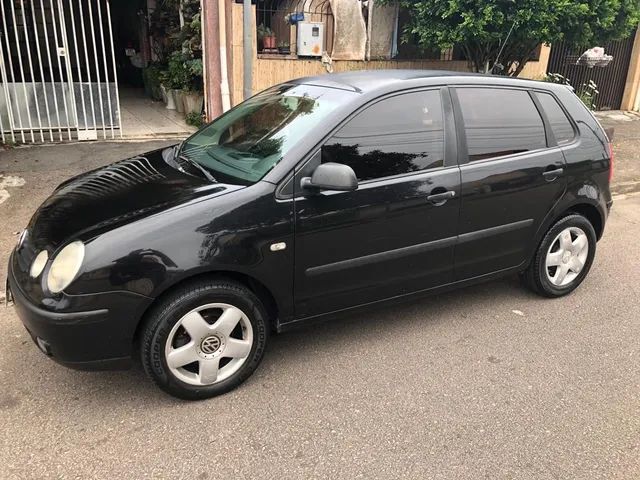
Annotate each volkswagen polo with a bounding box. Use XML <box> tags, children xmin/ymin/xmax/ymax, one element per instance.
<box><xmin>7</xmin><ymin>71</ymin><xmax>614</xmax><ymax>399</ymax></box>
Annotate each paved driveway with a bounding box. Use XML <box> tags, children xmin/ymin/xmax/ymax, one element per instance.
<box><xmin>1</xmin><ymin>142</ymin><xmax>639</xmax><ymax>479</ymax></box>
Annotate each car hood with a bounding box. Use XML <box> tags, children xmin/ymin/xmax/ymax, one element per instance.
<box><xmin>26</xmin><ymin>147</ymin><xmax>243</xmax><ymax>250</ymax></box>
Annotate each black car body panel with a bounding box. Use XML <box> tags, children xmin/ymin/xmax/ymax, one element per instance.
<box><xmin>8</xmin><ymin>70</ymin><xmax>612</xmax><ymax>369</ymax></box>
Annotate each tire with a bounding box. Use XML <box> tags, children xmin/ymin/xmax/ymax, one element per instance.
<box><xmin>141</xmin><ymin>278</ymin><xmax>269</xmax><ymax>400</ymax></box>
<box><xmin>522</xmin><ymin>214</ymin><xmax>597</xmax><ymax>297</ymax></box>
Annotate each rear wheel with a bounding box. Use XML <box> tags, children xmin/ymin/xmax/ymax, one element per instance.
<box><xmin>522</xmin><ymin>214</ymin><xmax>596</xmax><ymax>297</ymax></box>
<box><xmin>141</xmin><ymin>278</ymin><xmax>269</xmax><ymax>400</ymax></box>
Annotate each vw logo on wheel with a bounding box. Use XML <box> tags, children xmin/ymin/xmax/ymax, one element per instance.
<box><xmin>200</xmin><ymin>335</ymin><xmax>221</xmax><ymax>354</ymax></box>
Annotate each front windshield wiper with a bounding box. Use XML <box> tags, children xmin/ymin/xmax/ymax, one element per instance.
<box><xmin>178</xmin><ymin>154</ymin><xmax>218</xmax><ymax>183</ymax></box>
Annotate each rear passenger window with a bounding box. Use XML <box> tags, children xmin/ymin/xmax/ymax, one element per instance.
<box><xmin>456</xmin><ymin>88</ymin><xmax>547</xmax><ymax>162</ymax></box>
<box><xmin>322</xmin><ymin>90</ymin><xmax>445</xmax><ymax>181</ymax></box>
<box><xmin>535</xmin><ymin>92</ymin><xmax>575</xmax><ymax>144</ymax></box>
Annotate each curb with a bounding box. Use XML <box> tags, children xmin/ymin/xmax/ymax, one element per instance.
<box><xmin>3</xmin><ymin>136</ymin><xmax>185</xmax><ymax>150</ymax></box>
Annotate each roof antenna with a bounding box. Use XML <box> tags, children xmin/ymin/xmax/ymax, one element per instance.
<box><xmin>492</xmin><ymin>19</ymin><xmax>518</xmax><ymax>74</ymax></box>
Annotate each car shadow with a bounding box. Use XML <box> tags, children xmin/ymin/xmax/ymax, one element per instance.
<box><xmin>36</xmin><ymin>274</ymin><xmax>543</xmax><ymax>405</ymax></box>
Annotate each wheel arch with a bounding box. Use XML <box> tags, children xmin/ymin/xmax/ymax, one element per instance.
<box><xmin>132</xmin><ymin>270</ymin><xmax>280</xmax><ymax>349</ymax></box>
<box><xmin>525</xmin><ymin>200</ymin><xmax>604</xmax><ymax>272</ymax></box>
<box><xmin>566</xmin><ymin>203</ymin><xmax>603</xmax><ymax>240</ymax></box>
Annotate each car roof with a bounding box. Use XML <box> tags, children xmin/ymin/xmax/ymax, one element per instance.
<box><xmin>293</xmin><ymin>69</ymin><xmax>561</xmax><ymax>94</ymax></box>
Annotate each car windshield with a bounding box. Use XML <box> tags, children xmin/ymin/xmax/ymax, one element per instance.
<box><xmin>178</xmin><ymin>84</ymin><xmax>347</xmax><ymax>185</ymax></box>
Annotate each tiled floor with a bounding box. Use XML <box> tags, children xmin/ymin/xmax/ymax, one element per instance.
<box><xmin>119</xmin><ymin>88</ymin><xmax>196</xmax><ymax>138</ymax></box>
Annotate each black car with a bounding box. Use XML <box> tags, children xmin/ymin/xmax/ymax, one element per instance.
<box><xmin>7</xmin><ymin>71</ymin><xmax>613</xmax><ymax>399</ymax></box>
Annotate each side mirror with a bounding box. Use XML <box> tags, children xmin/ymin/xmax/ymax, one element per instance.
<box><xmin>300</xmin><ymin>163</ymin><xmax>358</xmax><ymax>192</ymax></box>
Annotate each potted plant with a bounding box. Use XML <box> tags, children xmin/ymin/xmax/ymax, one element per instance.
<box><xmin>278</xmin><ymin>41</ymin><xmax>290</xmax><ymax>55</ymax></box>
<box><xmin>159</xmin><ymin>70</ymin><xmax>176</xmax><ymax>110</ymax></box>
<box><xmin>257</xmin><ymin>24</ymin><xmax>276</xmax><ymax>51</ymax></box>
<box><xmin>143</xmin><ymin>64</ymin><xmax>164</xmax><ymax>101</ymax></box>
<box><xmin>167</xmin><ymin>51</ymin><xmax>190</xmax><ymax>112</ymax></box>
<box><xmin>182</xmin><ymin>58</ymin><xmax>204</xmax><ymax>114</ymax></box>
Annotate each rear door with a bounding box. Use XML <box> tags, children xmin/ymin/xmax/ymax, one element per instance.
<box><xmin>451</xmin><ymin>86</ymin><xmax>567</xmax><ymax>280</ymax></box>
<box><xmin>292</xmin><ymin>88</ymin><xmax>461</xmax><ymax>319</ymax></box>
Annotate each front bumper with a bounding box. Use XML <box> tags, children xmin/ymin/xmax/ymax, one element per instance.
<box><xmin>7</xmin><ymin>258</ymin><xmax>152</xmax><ymax>371</ymax></box>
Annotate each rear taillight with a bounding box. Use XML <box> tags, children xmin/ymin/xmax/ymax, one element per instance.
<box><xmin>608</xmin><ymin>142</ymin><xmax>614</xmax><ymax>182</ymax></box>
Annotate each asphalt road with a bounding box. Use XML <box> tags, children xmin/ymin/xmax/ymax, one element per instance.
<box><xmin>1</xmin><ymin>142</ymin><xmax>639</xmax><ymax>479</ymax></box>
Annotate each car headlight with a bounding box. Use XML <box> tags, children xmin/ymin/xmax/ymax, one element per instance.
<box><xmin>46</xmin><ymin>241</ymin><xmax>85</xmax><ymax>293</ymax></box>
<box><xmin>30</xmin><ymin>250</ymin><xmax>49</xmax><ymax>278</ymax></box>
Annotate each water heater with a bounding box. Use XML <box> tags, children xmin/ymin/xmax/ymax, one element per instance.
<box><xmin>297</xmin><ymin>22</ymin><xmax>324</xmax><ymax>57</ymax></box>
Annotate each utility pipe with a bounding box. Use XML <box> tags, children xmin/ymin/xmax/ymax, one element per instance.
<box><xmin>201</xmin><ymin>0</ymin><xmax>222</xmax><ymax>119</ymax></box>
<box><xmin>242</xmin><ymin>0</ymin><xmax>253</xmax><ymax>100</ymax></box>
<box><xmin>218</xmin><ymin>0</ymin><xmax>231</xmax><ymax>111</ymax></box>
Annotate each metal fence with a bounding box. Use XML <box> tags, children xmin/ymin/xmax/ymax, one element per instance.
<box><xmin>0</xmin><ymin>0</ymin><xmax>121</xmax><ymax>144</ymax></box>
<box><xmin>547</xmin><ymin>32</ymin><xmax>636</xmax><ymax>110</ymax></box>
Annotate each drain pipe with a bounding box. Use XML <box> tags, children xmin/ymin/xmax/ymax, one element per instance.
<box><xmin>218</xmin><ymin>0</ymin><xmax>231</xmax><ymax>111</ymax></box>
<box><xmin>242</xmin><ymin>0</ymin><xmax>253</xmax><ymax>100</ymax></box>
<box><xmin>201</xmin><ymin>0</ymin><xmax>222</xmax><ymax>119</ymax></box>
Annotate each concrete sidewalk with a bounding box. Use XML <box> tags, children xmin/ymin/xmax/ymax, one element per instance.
<box><xmin>596</xmin><ymin>111</ymin><xmax>640</xmax><ymax>195</ymax></box>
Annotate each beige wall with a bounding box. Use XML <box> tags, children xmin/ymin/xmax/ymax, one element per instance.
<box><xmin>518</xmin><ymin>44</ymin><xmax>551</xmax><ymax>80</ymax></box>
<box><xmin>621</xmin><ymin>27</ymin><xmax>640</xmax><ymax>111</ymax></box>
<box><xmin>241</xmin><ymin>58</ymin><xmax>470</xmax><ymax>104</ymax></box>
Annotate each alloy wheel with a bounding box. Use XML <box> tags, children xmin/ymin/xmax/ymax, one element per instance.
<box><xmin>545</xmin><ymin>226</ymin><xmax>589</xmax><ymax>287</ymax></box>
<box><xmin>164</xmin><ymin>303</ymin><xmax>254</xmax><ymax>386</ymax></box>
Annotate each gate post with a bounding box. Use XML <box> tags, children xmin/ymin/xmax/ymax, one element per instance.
<box><xmin>621</xmin><ymin>26</ymin><xmax>640</xmax><ymax>111</ymax></box>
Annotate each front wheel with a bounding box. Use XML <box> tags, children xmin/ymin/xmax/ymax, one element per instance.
<box><xmin>141</xmin><ymin>279</ymin><xmax>269</xmax><ymax>400</ymax></box>
<box><xmin>522</xmin><ymin>214</ymin><xmax>597</xmax><ymax>297</ymax></box>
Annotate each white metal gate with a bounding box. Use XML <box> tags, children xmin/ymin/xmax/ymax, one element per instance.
<box><xmin>0</xmin><ymin>0</ymin><xmax>121</xmax><ymax>143</ymax></box>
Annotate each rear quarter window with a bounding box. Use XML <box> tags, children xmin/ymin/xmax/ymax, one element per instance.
<box><xmin>535</xmin><ymin>92</ymin><xmax>575</xmax><ymax>144</ymax></box>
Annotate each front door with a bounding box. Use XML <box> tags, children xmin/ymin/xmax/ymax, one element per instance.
<box><xmin>292</xmin><ymin>88</ymin><xmax>461</xmax><ymax>319</ymax></box>
<box><xmin>451</xmin><ymin>86</ymin><xmax>567</xmax><ymax>280</ymax></box>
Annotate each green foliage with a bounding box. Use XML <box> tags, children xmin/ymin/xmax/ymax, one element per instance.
<box><xmin>142</xmin><ymin>65</ymin><xmax>164</xmax><ymax>100</ymax></box>
<box><xmin>543</xmin><ymin>72</ymin><xmax>572</xmax><ymax>85</ymax></box>
<box><xmin>185</xmin><ymin>111</ymin><xmax>205</xmax><ymax>128</ymax></box>
<box><xmin>544</xmin><ymin>73</ymin><xmax>599</xmax><ymax>110</ymax></box>
<box><xmin>149</xmin><ymin>0</ymin><xmax>203</xmax><ymax>93</ymax></box>
<box><xmin>257</xmin><ymin>24</ymin><xmax>275</xmax><ymax>39</ymax></box>
<box><xmin>1</xmin><ymin>139</ymin><xmax>19</xmax><ymax>149</ymax></box>
<box><xmin>576</xmin><ymin>80</ymin><xmax>599</xmax><ymax>110</ymax></box>
<box><xmin>382</xmin><ymin>0</ymin><xmax>640</xmax><ymax>76</ymax></box>
<box><xmin>163</xmin><ymin>51</ymin><xmax>189</xmax><ymax>89</ymax></box>
<box><xmin>147</xmin><ymin>0</ymin><xmax>180</xmax><ymax>63</ymax></box>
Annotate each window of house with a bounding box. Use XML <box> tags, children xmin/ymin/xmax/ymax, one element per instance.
<box><xmin>535</xmin><ymin>92</ymin><xmax>575</xmax><ymax>144</ymax></box>
<box><xmin>321</xmin><ymin>90</ymin><xmax>445</xmax><ymax>181</ymax></box>
<box><xmin>456</xmin><ymin>88</ymin><xmax>547</xmax><ymax>162</ymax></box>
<box><xmin>256</xmin><ymin>0</ymin><xmax>334</xmax><ymax>56</ymax></box>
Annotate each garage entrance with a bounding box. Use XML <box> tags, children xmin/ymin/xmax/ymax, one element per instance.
<box><xmin>0</xmin><ymin>0</ymin><xmax>121</xmax><ymax>143</ymax></box>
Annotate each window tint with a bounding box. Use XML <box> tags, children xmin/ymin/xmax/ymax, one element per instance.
<box><xmin>457</xmin><ymin>88</ymin><xmax>547</xmax><ymax>162</ymax></box>
<box><xmin>181</xmin><ymin>84</ymin><xmax>347</xmax><ymax>185</ymax></box>
<box><xmin>322</xmin><ymin>90</ymin><xmax>445</xmax><ymax>181</ymax></box>
<box><xmin>536</xmin><ymin>92</ymin><xmax>575</xmax><ymax>144</ymax></box>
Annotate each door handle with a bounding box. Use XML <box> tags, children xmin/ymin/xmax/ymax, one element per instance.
<box><xmin>427</xmin><ymin>190</ymin><xmax>456</xmax><ymax>204</ymax></box>
<box><xmin>542</xmin><ymin>167</ymin><xmax>564</xmax><ymax>180</ymax></box>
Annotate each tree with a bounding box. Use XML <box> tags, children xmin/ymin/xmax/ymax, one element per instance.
<box><xmin>386</xmin><ymin>0</ymin><xmax>640</xmax><ymax>76</ymax></box>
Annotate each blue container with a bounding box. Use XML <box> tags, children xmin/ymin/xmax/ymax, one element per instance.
<box><xmin>289</xmin><ymin>12</ymin><xmax>304</xmax><ymax>24</ymax></box>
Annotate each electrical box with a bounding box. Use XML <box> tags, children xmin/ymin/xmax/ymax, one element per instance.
<box><xmin>297</xmin><ymin>22</ymin><xmax>323</xmax><ymax>57</ymax></box>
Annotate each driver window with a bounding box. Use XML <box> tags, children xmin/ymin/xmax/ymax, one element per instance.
<box><xmin>321</xmin><ymin>90</ymin><xmax>445</xmax><ymax>182</ymax></box>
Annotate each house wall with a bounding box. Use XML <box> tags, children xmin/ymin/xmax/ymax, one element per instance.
<box><xmin>621</xmin><ymin>27</ymin><xmax>640</xmax><ymax>111</ymax></box>
<box><xmin>517</xmin><ymin>44</ymin><xmax>551</xmax><ymax>80</ymax></box>
<box><xmin>236</xmin><ymin>57</ymin><xmax>470</xmax><ymax>104</ymax></box>
<box><xmin>228</xmin><ymin>3</ymin><xmax>550</xmax><ymax>106</ymax></box>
